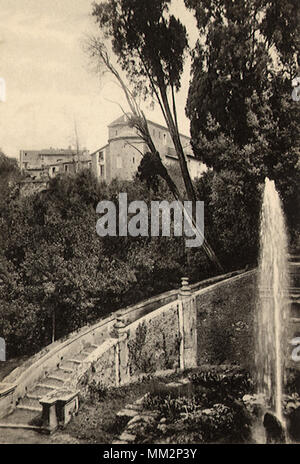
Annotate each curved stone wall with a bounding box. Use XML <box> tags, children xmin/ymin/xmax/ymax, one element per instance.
<box><xmin>0</xmin><ymin>268</ymin><xmax>254</xmax><ymax>419</ymax></box>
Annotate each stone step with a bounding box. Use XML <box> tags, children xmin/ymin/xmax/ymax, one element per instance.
<box><xmin>118</xmin><ymin>432</ymin><xmax>136</xmax><ymax>442</ymax></box>
<box><xmin>53</xmin><ymin>369</ymin><xmax>72</xmax><ymax>381</ymax></box>
<box><xmin>81</xmin><ymin>344</ymin><xmax>98</xmax><ymax>354</ymax></box>
<box><xmin>27</xmin><ymin>393</ymin><xmax>41</xmax><ymax>400</ymax></box>
<box><xmin>81</xmin><ymin>350</ymin><xmax>92</xmax><ymax>356</ymax></box>
<box><xmin>47</xmin><ymin>374</ymin><xmax>69</xmax><ymax>384</ymax></box>
<box><xmin>18</xmin><ymin>397</ymin><xmax>42</xmax><ymax>410</ymax></box>
<box><xmin>67</xmin><ymin>359</ymin><xmax>84</xmax><ymax>365</ymax></box>
<box><xmin>16</xmin><ymin>404</ymin><xmax>42</xmax><ymax>413</ymax></box>
<box><xmin>38</xmin><ymin>377</ymin><xmax>65</xmax><ymax>388</ymax></box>
<box><xmin>69</xmin><ymin>353</ymin><xmax>87</xmax><ymax>362</ymax></box>
<box><xmin>31</xmin><ymin>385</ymin><xmax>56</xmax><ymax>397</ymax></box>
<box><xmin>117</xmin><ymin>408</ymin><xmax>138</xmax><ymax>418</ymax></box>
<box><xmin>59</xmin><ymin>360</ymin><xmax>77</xmax><ymax>370</ymax></box>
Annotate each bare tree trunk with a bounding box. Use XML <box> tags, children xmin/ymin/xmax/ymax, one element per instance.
<box><xmin>87</xmin><ymin>37</ymin><xmax>223</xmax><ymax>271</ymax></box>
<box><xmin>157</xmin><ymin>86</ymin><xmax>223</xmax><ymax>270</ymax></box>
<box><xmin>159</xmin><ymin>85</ymin><xmax>197</xmax><ymax>204</ymax></box>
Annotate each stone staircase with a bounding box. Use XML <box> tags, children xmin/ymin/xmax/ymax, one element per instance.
<box><xmin>0</xmin><ymin>342</ymin><xmax>100</xmax><ymax>430</ymax></box>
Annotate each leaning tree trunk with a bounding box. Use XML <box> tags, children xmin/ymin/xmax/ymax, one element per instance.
<box><xmin>159</xmin><ymin>85</ymin><xmax>197</xmax><ymax>204</ymax></box>
<box><xmin>157</xmin><ymin>86</ymin><xmax>223</xmax><ymax>271</ymax></box>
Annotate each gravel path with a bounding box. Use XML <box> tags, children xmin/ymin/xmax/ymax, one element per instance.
<box><xmin>0</xmin><ymin>428</ymin><xmax>80</xmax><ymax>444</ymax></box>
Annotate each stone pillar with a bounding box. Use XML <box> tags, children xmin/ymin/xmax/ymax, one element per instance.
<box><xmin>40</xmin><ymin>397</ymin><xmax>58</xmax><ymax>433</ymax></box>
<box><xmin>179</xmin><ymin>277</ymin><xmax>197</xmax><ymax>369</ymax></box>
<box><xmin>114</xmin><ymin>317</ymin><xmax>129</xmax><ymax>386</ymax></box>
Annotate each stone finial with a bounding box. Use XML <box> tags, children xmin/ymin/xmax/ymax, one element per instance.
<box><xmin>113</xmin><ymin>316</ymin><xmax>127</xmax><ymax>338</ymax></box>
<box><xmin>180</xmin><ymin>277</ymin><xmax>191</xmax><ymax>297</ymax></box>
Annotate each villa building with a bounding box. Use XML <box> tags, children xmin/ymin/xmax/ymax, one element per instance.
<box><xmin>19</xmin><ymin>115</ymin><xmax>206</xmax><ymax>183</ymax></box>
<box><xmin>91</xmin><ymin>114</ymin><xmax>206</xmax><ymax>183</ymax></box>
<box><xmin>19</xmin><ymin>147</ymin><xmax>90</xmax><ymax>179</ymax></box>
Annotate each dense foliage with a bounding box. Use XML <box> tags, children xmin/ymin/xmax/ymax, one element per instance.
<box><xmin>92</xmin><ymin>0</ymin><xmax>300</xmax><ymax>269</ymax></box>
<box><xmin>0</xmin><ymin>168</ymin><xmax>214</xmax><ymax>358</ymax></box>
<box><xmin>185</xmin><ymin>0</ymin><xmax>300</xmax><ymax>257</ymax></box>
<box><xmin>140</xmin><ymin>366</ymin><xmax>254</xmax><ymax>443</ymax></box>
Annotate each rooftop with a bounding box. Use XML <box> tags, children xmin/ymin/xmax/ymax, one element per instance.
<box><xmin>108</xmin><ymin>114</ymin><xmax>190</xmax><ymax>140</ymax></box>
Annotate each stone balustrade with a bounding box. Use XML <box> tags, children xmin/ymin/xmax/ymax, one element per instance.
<box><xmin>0</xmin><ymin>268</ymin><xmax>253</xmax><ymax>422</ymax></box>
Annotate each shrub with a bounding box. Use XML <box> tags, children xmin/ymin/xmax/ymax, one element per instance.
<box><xmin>128</xmin><ymin>322</ymin><xmax>155</xmax><ymax>375</ymax></box>
<box><xmin>143</xmin><ymin>392</ymin><xmax>200</xmax><ymax>420</ymax></box>
<box><xmin>88</xmin><ymin>379</ymin><xmax>109</xmax><ymax>402</ymax></box>
<box><xmin>189</xmin><ymin>366</ymin><xmax>253</xmax><ymax>405</ymax></box>
<box><xmin>286</xmin><ymin>368</ymin><xmax>300</xmax><ymax>395</ymax></box>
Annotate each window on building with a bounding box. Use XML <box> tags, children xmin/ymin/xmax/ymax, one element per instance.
<box><xmin>100</xmin><ymin>165</ymin><xmax>104</xmax><ymax>177</ymax></box>
<box><xmin>99</xmin><ymin>151</ymin><xmax>104</xmax><ymax>161</ymax></box>
<box><xmin>65</xmin><ymin>165</ymin><xmax>68</xmax><ymax>172</ymax></box>
<box><xmin>115</xmin><ymin>130</ymin><xmax>118</xmax><ymax>136</ymax></box>
<box><xmin>116</xmin><ymin>156</ymin><xmax>122</xmax><ymax>169</ymax></box>
<box><xmin>133</xmin><ymin>157</ymin><xmax>135</xmax><ymax>164</ymax></box>
<box><xmin>52</xmin><ymin>167</ymin><xmax>56</xmax><ymax>173</ymax></box>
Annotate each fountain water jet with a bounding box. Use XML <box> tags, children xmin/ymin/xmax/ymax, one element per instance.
<box><xmin>256</xmin><ymin>177</ymin><xmax>290</xmax><ymax>425</ymax></box>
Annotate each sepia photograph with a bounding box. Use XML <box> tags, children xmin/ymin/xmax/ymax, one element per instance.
<box><xmin>0</xmin><ymin>0</ymin><xmax>299</xmax><ymax>451</ymax></box>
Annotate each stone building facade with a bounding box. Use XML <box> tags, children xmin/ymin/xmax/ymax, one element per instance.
<box><xmin>19</xmin><ymin>115</ymin><xmax>206</xmax><ymax>184</ymax></box>
<box><xmin>92</xmin><ymin>114</ymin><xmax>206</xmax><ymax>183</ymax></box>
<box><xmin>19</xmin><ymin>147</ymin><xmax>90</xmax><ymax>179</ymax></box>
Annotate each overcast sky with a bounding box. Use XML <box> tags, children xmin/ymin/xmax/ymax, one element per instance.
<box><xmin>0</xmin><ymin>0</ymin><xmax>197</xmax><ymax>159</ymax></box>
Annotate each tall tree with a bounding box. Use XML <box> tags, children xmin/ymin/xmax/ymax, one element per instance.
<box><xmin>184</xmin><ymin>0</ymin><xmax>300</xmax><ymax>167</ymax></box>
<box><xmin>92</xmin><ymin>0</ymin><xmax>196</xmax><ymax>203</ymax></box>
<box><xmin>88</xmin><ymin>11</ymin><xmax>223</xmax><ymax>270</ymax></box>
<box><xmin>184</xmin><ymin>0</ymin><xmax>300</xmax><ymax>236</ymax></box>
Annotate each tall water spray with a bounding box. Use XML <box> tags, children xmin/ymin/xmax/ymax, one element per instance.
<box><xmin>256</xmin><ymin>178</ymin><xmax>290</xmax><ymax>423</ymax></box>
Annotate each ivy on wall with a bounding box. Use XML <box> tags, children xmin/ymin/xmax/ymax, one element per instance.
<box><xmin>128</xmin><ymin>319</ymin><xmax>181</xmax><ymax>376</ymax></box>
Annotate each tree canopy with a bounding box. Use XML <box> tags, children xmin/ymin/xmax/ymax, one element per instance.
<box><xmin>90</xmin><ymin>0</ymin><xmax>223</xmax><ymax>270</ymax></box>
<box><xmin>184</xmin><ymin>0</ymin><xmax>300</xmax><ymax>240</ymax></box>
<box><xmin>92</xmin><ymin>0</ymin><xmax>197</xmax><ymax>205</ymax></box>
<box><xmin>185</xmin><ymin>0</ymin><xmax>300</xmax><ymax>166</ymax></box>
<box><xmin>0</xmin><ymin>169</ymin><xmax>215</xmax><ymax>358</ymax></box>
<box><xmin>92</xmin><ymin>0</ymin><xmax>188</xmax><ymax>99</ymax></box>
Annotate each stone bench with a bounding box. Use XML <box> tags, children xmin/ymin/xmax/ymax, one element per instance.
<box><xmin>40</xmin><ymin>389</ymin><xmax>79</xmax><ymax>433</ymax></box>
